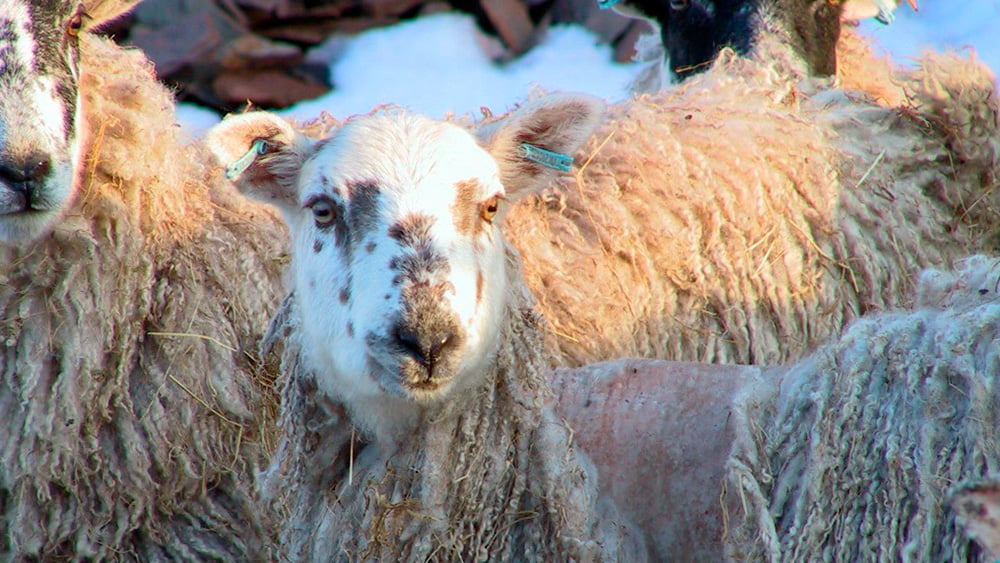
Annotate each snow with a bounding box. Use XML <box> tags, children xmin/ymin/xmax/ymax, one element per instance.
<box><xmin>176</xmin><ymin>3</ymin><xmax>999</xmax><ymax>136</ymax></box>
<box><xmin>280</xmin><ymin>13</ymin><xmax>640</xmax><ymax>121</ymax></box>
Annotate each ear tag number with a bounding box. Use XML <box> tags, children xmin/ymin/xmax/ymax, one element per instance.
<box><xmin>520</xmin><ymin>143</ymin><xmax>573</xmax><ymax>172</ymax></box>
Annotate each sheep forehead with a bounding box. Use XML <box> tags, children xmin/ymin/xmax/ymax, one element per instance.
<box><xmin>299</xmin><ymin>112</ymin><xmax>503</xmax><ymax>247</ymax></box>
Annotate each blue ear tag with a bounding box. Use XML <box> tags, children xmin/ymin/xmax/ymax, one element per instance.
<box><xmin>225</xmin><ymin>139</ymin><xmax>270</xmax><ymax>180</ymax></box>
<box><xmin>597</xmin><ymin>0</ymin><xmax>623</xmax><ymax>9</ymax></box>
<box><xmin>520</xmin><ymin>143</ymin><xmax>573</xmax><ymax>172</ymax></box>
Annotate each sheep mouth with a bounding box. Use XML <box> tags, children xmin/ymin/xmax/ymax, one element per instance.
<box><xmin>397</xmin><ymin>357</ymin><xmax>458</xmax><ymax>397</ymax></box>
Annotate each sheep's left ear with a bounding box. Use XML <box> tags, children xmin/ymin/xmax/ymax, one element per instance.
<box><xmin>476</xmin><ymin>93</ymin><xmax>604</xmax><ymax>201</ymax></box>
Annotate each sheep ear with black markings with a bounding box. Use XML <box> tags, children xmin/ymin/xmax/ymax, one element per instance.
<box><xmin>476</xmin><ymin>93</ymin><xmax>604</xmax><ymax>202</ymax></box>
<box><xmin>205</xmin><ymin>112</ymin><xmax>313</xmax><ymax>216</ymax></box>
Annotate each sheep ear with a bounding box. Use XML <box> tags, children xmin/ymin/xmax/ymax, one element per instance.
<box><xmin>477</xmin><ymin>93</ymin><xmax>604</xmax><ymax>202</ymax></box>
<box><xmin>205</xmin><ymin>112</ymin><xmax>313</xmax><ymax>213</ymax></box>
<box><xmin>952</xmin><ymin>480</ymin><xmax>1000</xmax><ymax>560</ymax></box>
<box><xmin>82</xmin><ymin>0</ymin><xmax>141</xmax><ymax>29</ymax></box>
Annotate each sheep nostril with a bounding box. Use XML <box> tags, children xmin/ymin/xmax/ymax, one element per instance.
<box><xmin>393</xmin><ymin>326</ymin><xmax>457</xmax><ymax>375</ymax></box>
<box><xmin>395</xmin><ymin>326</ymin><xmax>425</xmax><ymax>364</ymax></box>
<box><xmin>0</xmin><ymin>156</ymin><xmax>52</xmax><ymax>189</ymax></box>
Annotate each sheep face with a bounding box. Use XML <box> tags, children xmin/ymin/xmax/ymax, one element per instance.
<box><xmin>208</xmin><ymin>94</ymin><xmax>603</xmax><ymax>425</ymax></box>
<box><xmin>614</xmin><ymin>0</ymin><xmax>757</xmax><ymax>81</ymax></box>
<box><xmin>290</xmin><ymin>113</ymin><xmax>513</xmax><ymax>405</ymax></box>
<box><xmin>0</xmin><ymin>0</ymin><xmax>136</xmax><ymax>243</ymax></box>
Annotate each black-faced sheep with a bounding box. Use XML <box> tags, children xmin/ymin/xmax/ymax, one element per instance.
<box><xmin>606</xmin><ymin>0</ymin><xmax>917</xmax><ymax>89</ymax></box>
<box><xmin>208</xmin><ymin>94</ymin><xmax>653</xmax><ymax>560</ymax></box>
<box><xmin>552</xmin><ymin>255</ymin><xmax>1000</xmax><ymax>561</ymax></box>
<box><xmin>0</xmin><ymin>0</ymin><xmax>286</xmax><ymax>558</ymax></box>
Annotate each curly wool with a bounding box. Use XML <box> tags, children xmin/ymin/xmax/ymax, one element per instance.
<box><xmin>505</xmin><ymin>48</ymin><xmax>1000</xmax><ymax>368</ymax></box>
<box><xmin>261</xmin><ymin>248</ymin><xmax>646</xmax><ymax>562</ymax></box>
<box><xmin>725</xmin><ymin>255</ymin><xmax>1000</xmax><ymax>561</ymax></box>
<box><xmin>0</xmin><ymin>35</ymin><xmax>286</xmax><ymax>559</ymax></box>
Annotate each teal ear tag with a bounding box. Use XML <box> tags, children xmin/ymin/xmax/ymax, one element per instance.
<box><xmin>225</xmin><ymin>139</ymin><xmax>269</xmax><ymax>180</ymax></box>
<box><xmin>520</xmin><ymin>143</ymin><xmax>573</xmax><ymax>172</ymax></box>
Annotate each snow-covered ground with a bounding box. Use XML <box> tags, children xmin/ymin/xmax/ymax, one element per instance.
<box><xmin>177</xmin><ymin>2</ymin><xmax>999</xmax><ymax>138</ymax></box>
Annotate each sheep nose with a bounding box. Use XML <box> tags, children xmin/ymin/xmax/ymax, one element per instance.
<box><xmin>0</xmin><ymin>156</ymin><xmax>51</xmax><ymax>189</ymax></box>
<box><xmin>393</xmin><ymin>324</ymin><xmax>457</xmax><ymax>376</ymax></box>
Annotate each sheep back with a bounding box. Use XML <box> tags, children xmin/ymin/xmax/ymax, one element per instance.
<box><xmin>725</xmin><ymin>255</ymin><xmax>1000</xmax><ymax>561</ymax></box>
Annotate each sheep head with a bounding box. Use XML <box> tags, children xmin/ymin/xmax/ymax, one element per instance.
<box><xmin>0</xmin><ymin>0</ymin><xmax>138</xmax><ymax>243</ymax></box>
<box><xmin>208</xmin><ymin>95</ymin><xmax>603</xmax><ymax>436</ymax></box>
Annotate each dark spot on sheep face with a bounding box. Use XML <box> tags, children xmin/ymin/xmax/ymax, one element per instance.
<box><xmin>388</xmin><ymin>213</ymin><xmax>435</xmax><ymax>249</ymax></box>
<box><xmin>366</xmin><ymin>241</ymin><xmax>377</xmax><ymax>253</ymax></box>
<box><xmin>339</xmin><ymin>285</ymin><xmax>351</xmax><ymax>304</ymax></box>
<box><xmin>313</xmin><ymin>239</ymin><xmax>323</xmax><ymax>253</ymax></box>
<box><xmin>345</xmin><ymin>180</ymin><xmax>382</xmax><ymax>247</ymax></box>
<box><xmin>346</xmin><ymin>322</ymin><xmax>354</xmax><ymax>338</ymax></box>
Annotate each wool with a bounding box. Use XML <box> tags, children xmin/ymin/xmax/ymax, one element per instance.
<box><xmin>0</xmin><ymin>33</ymin><xmax>286</xmax><ymax>559</ymax></box>
<box><xmin>504</xmin><ymin>47</ymin><xmax>1000</xmax><ymax>367</ymax></box>
<box><xmin>261</xmin><ymin>248</ymin><xmax>647</xmax><ymax>561</ymax></box>
<box><xmin>725</xmin><ymin>254</ymin><xmax>1000</xmax><ymax>561</ymax></box>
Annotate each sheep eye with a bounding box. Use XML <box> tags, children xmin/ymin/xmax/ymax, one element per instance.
<box><xmin>669</xmin><ymin>0</ymin><xmax>690</xmax><ymax>10</ymax></box>
<box><xmin>480</xmin><ymin>196</ymin><xmax>500</xmax><ymax>223</ymax></box>
<box><xmin>66</xmin><ymin>10</ymin><xmax>84</xmax><ymax>37</ymax></box>
<box><xmin>311</xmin><ymin>199</ymin><xmax>337</xmax><ymax>228</ymax></box>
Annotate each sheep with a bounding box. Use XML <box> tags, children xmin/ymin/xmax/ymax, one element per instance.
<box><xmin>550</xmin><ymin>255</ymin><xmax>1000</xmax><ymax>561</ymax></box>
<box><xmin>0</xmin><ymin>0</ymin><xmax>288</xmax><ymax>558</ymax></box>
<box><xmin>604</xmin><ymin>0</ymin><xmax>917</xmax><ymax>90</ymax></box>
<box><xmin>502</xmin><ymin>45</ymin><xmax>1000</xmax><ymax>368</ymax></box>
<box><xmin>207</xmin><ymin>93</ymin><xmax>652</xmax><ymax>560</ymax></box>
<box><xmin>724</xmin><ymin>253</ymin><xmax>1000</xmax><ymax>561</ymax></box>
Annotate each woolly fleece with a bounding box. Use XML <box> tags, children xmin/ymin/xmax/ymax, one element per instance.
<box><xmin>0</xmin><ymin>35</ymin><xmax>286</xmax><ymax>559</ymax></box>
<box><xmin>725</xmin><ymin>254</ymin><xmax>1000</xmax><ymax>561</ymax></box>
<box><xmin>505</xmin><ymin>47</ymin><xmax>1000</xmax><ymax>367</ymax></box>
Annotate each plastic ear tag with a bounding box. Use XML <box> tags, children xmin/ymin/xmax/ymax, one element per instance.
<box><xmin>225</xmin><ymin>139</ymin><xmax>269</xmax><ymax>180</ymax></box>
<box><xmin>520</xmin><ymin>143</ymin><xmax>573</xmax><ymax>172</ymax></box>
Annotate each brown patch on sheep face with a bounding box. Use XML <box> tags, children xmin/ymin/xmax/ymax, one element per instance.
<box><xmin>339</xmin><ymin>285</ymin><xmax>351</xmax><ymax>305</ymax></box>
<box><xmin>475</xmin><ymin>270</ymin><xmax>484</xmax><ymax>305</ymax></box>
<box><xmin>452</xmin><ymin>179</ymin><xmax>487</xmax><ymax>240</ymax></box>
<box><xmin>313</xmin><ymin>239</ymin><xmax>323</xmax><ymax>253</ymax></box>
<box><xmin>346</xmin><ymin>322</ymin><xmax>354</xmax><ymax>338</ymax></box>
<box><xmin>366</xmin><ymin>241</ymin><xmax>377</xmax><ymax>253</ymax></box>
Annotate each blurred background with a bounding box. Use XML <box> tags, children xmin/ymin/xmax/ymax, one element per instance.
<box><xmin>101</xmin><ymin>0</ymin><xmax>999</xmax><ymax>135</ymax></box>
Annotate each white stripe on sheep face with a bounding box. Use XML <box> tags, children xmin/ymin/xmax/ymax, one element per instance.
<box><xmin>0</xmin><ymin>0</ymin><xmax>138</xmax><ymax>243</ymax></box>
<box><xmin>208</xmin><ymin>94</ymin><xmax>603</xmax><ymax>435</ymax></box>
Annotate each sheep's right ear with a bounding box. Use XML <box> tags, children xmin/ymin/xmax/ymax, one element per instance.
<box><xmin>952</xmin><ymin>479</ymin><xmax>1000</xmax><ymax>560</ymax></box>
<box><xmin>205</xmin><ymin>112</ymin><xmax>313</xmax><ymax>214</ymax></box>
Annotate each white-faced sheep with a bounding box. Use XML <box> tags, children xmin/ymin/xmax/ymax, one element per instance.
<box><xmin>208</xmin><ymin>94</ymin><xmax>654</xmax><ymax>560</ymax></box>
<box><xmin>551</xmin><ymin>255</ymin><xmax>1000</xmax><ymax>561</ymax></box>
<box><xmin>0</xmin><ymin>0</ymin><xmax>287</xmax><ymax>558</ymax></box>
